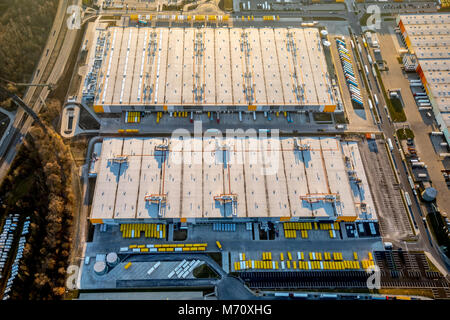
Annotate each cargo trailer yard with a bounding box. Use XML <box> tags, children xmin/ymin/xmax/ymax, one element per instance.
<box><xmin>1</xmin><ymin>5</ymin><xmax>444</xmax><ymax>301</ymax></box>
<box><xmin>79</xmin><ymin>24</ymin><xmax>342</xmax><ymax>114</ymax></box>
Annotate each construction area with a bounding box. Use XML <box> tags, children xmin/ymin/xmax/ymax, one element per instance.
<box><xmin>397</xmin><ymin>13</ymin><xmax>450</xmax><ymax>145</ymax></box>
<box><xmin>80</xmin><ymin>25</ymin><xmax>341</xmax><ymax>113</ymax></box>
<box><xmin>89</xmin><ymin>136</ymin><xmax>377</xmax><ymax>223</ymax></box>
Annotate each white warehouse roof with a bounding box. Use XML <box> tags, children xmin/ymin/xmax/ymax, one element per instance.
<box><xmin>90</xmin><ymin>136</ymin><xmax>377</xmax><ymax>222</ymax></box>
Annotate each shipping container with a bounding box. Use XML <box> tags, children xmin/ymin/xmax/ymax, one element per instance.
<box><xmin>342</xmin><ymin>63</ymin><xmax>353</xmax><ymax>69</ymax></box>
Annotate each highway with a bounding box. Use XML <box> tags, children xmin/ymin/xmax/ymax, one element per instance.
<box><xmin>0</xmin><ymin>0</ymin><xmax>81</xmax><ymax>182</ymax></box>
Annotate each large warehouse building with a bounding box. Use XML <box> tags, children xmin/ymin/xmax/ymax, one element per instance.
<box><xmin>81</xmin><ymin>25</ymin><xmax>341</xmax><ymax>113</ymax></box>
<box><xmin>89</xmin><ymin>136</ymin><xmax>377</xmax><ymax>224</ymax></box>
<box><xmin>397</xmin><ymin>13</ymin><xmax>450</xmax><ymax>145</ymax></box>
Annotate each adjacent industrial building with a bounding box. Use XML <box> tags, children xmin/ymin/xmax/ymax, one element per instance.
<box><xmin>80</xmin><ymin>25</ymin><xmax>341</xmax><ymax>114</ymax></box>
<box><xmin>89</xmin><ymin>136</ymin><xmax>377</xmax><ymax>224</ymax></box>
<box><xmin>397</xmin><ymin>13</ymin><xmax>450</xmax><ymax>145</ymax></box>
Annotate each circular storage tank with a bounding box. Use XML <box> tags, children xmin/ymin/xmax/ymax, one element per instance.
<box><xmin>421</xmin><ymin>187</ymin><xmax>437</xmax><ymax>202</ymax></box>
<box><xmin>320</xmin><ymin>30</ymin><xmax>328</xmax><ymax>37</ymax></box>
<box><xmin>106</xmin><ymin>252</ymin><xmax>119</xmax><ymax>267</ymax></box>
<box><xmin>93</xmin><ymin>261</ymin><xmax>107</xmax><ymax>275</ymax></box>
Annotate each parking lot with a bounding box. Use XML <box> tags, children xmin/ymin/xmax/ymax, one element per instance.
<box><xmin>328</xmin><ymin>31</ymin><xmax>377</xmax><ymax>132</ymax></box>
<box><xmin>81</xmin><ymin>219</ymin><xmax>384</xmax><ymax>285</ymax></box>
<box><xmin>238</xmin><ymin>249</ymin><xmax>449</xmax><ymax>293</ymax></box>
<box><xmin>357</xmin><ymin>1</ymin><xmax>437</xmax><ymax>14</ymax></box>
<box><xmin>81</xmin><ymin>257</ymin><xmax>209</xmax><ymax>289</ymax></box>
<box><xmin>240</xmin><ymin>270</ymin><xmax>372</xmax><ymax>289</ymax></box>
